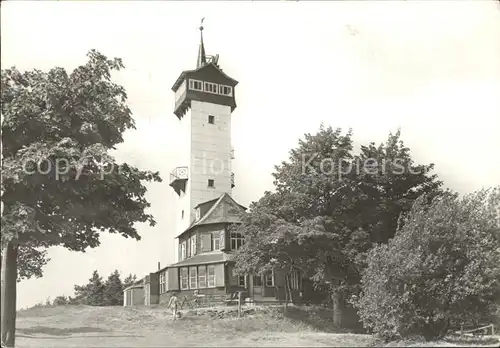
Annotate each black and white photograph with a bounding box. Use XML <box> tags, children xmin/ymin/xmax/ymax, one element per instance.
<box><xmin>1</xmin><ymin>1</ymin><xmax>499</xmax><ymax>347</ymax></box>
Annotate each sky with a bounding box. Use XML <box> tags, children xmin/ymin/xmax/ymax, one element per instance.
<box><xmin>1</xmin><ymin>0</ymin><xmax>500</xmax><ymax>309</ymax></box>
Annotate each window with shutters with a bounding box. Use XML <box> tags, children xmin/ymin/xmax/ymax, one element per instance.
<box><xmin>207</xmin><ymin>265</ymin><xmax>216</xmax><ymax>287</ymax></box>
<box><xmin>180</xmin><ymin>267</ymin><xmax>189</xmax><ymax>290</ymax></box>
<box><xmin>198</xmin><ymin>266</ymin><xmax>206</xmax><ymax>288</ymax></box>
<box><xmin>189</xmin><ymin>267</ymin><xmax>197</xmax><ymax>289</ymax></box>
<box><xmin>238</xmin><ymin>275</ymin><xmax>245</xmax><ymax>287</ymax></box>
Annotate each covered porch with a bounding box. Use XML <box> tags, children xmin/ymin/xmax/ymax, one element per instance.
<box><xmin>227</xmin><ymin>265</ymin><xmax>303</xmax><ymax>303</ymax></box>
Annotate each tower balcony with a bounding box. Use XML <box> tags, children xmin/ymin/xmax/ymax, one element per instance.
<box><xmin>170</xmin><ymin>166</ymin><xmax>188</xmax><ymax>195</ymax></box>
<box><xmin>231</xmin><ymin>172</ymin><xmax>235</xmax><ymax>188</ymax></box>
<box><xmin>174</xmin><ymin>93</ymin><xmax>190</xmax><ymax>120</ymax></box>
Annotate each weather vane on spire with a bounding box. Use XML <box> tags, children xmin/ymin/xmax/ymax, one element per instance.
<box><xmin>199</xmin><ymin>17</ymin><xmax>205</xmax><ymax>32</ymax></box>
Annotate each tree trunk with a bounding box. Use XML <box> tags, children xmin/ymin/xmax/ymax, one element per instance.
<box><xmin>284</xmin><ymin>273</ymin><xmax>288</xmax><ymax>313</ymax></box>
<box><xmin>331</xmin><ymin>284</ymin><xmax>343</xmax><ymax>328</ymax></box>
<box><xmin>1</xmin><ymin>241</ymin><xmax>18</xmax><ymax>347</ymax></box>
<box><xmin>286</xmin><ymin>271</ymin><xmax>293</xmax><ymax>305</ymax></box>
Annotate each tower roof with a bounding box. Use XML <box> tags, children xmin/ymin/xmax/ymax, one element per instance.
<box><xmin>171</xmin><ymin>18</ymin><xmax>238</xmax><ymax>92</ymax></box>
<box><xmin>196</xmin><ymin>19</ymin><xmax>207</xmax><ymax>69</ymax></box>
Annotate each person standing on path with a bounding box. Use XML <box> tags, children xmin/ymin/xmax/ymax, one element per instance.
<box><xmin>167</xmin><ymin>292</ymin><xmax>179</xmax><ymax>320</ymax></box>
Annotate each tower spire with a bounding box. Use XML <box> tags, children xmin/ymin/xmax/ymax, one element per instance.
<box><xmin>197</xmin><ymin>18</ymin><xmax>207</xmax><ymax>69</ymax></box>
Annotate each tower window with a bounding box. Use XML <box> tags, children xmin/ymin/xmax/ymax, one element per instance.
<box><xmin>219</xmin><ymin>85</ymin><xmax>233</xmax><ymax>97</ymax></box>
<box><xmin>207</xmin><ymin>179</ymin><xmax>215</xmax><ymax>188</ymax></box>
<box><xmin>203</xmin><ymin>82</ymin><xmax>218</xmax><ymax>94</ymax></box>
<box><xmin>208</xmin><ymin>115</ymin><xmax>215</xmax><ymax>124</ymax></box>
<box><xmin>181</xmin><ymin>210</ymin><xmax>184</xmax><ymax>219</ymax></box>
<box><xmin>189</xmin><ymin>79</ymin><xmax>203</xmax><ymax>91</ymax></box>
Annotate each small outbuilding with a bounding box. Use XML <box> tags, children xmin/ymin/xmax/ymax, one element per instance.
<box><xmin>123</xmin><ymin>283</ymin><xmax>144</xmax><ymax>306</ymax></box>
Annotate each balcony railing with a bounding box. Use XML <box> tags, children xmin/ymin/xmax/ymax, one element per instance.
<box><xmin>170</xmin><ymin>167</ymin><xmax>188</xmax><ymax>195</ymax></box>
<box><xmin>170</xmin><ymin>166</ymin><xmax>188</xmax><ymax>184</ymax></box>
<box><xmin>231</xmin><ymin>172</ymin><xmax>235</xmax><ymax>188</ymax></box>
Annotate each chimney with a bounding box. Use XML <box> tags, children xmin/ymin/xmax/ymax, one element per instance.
<box><xmin>157</xmin><ymin>262</ymin><xmax>160</xmax><ymax>271</ymax></box>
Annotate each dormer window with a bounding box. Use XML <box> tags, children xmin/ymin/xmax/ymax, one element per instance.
<box><xmin>195</xmin><ymin>208</ymin><xmax>201</xmax><ymax>221</ymax></box>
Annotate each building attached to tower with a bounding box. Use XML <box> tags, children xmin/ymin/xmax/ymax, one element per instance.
<box><xmin>124</xmin><ymin>25</ymin><xmax>305</xmax><ymax>307</ymax></box>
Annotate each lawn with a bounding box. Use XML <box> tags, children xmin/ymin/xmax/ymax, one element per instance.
<box><xmin>14</xmin><ymin>305</ymin><xmax>499</xmax><ymax>347</ymax></box>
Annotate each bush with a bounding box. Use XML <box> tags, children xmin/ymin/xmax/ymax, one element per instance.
<box><xmin>52</xmin><ymin>295</ymin><xmax>69</xmax><ymax>306</ymax></box>
<box><xmin>353</xmin><ymin>189</ymin><xmax>500</xmax><ymax>341</ymax></box>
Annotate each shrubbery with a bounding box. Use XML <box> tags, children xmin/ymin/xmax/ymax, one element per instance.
<box><xmin>353</xmin><ymin>188</ymin><xmax>500</xmax><ymax>341</ymax></box>
<box><xmin>49</xmin><ymin>270</ymin><xmax>137</xmax><ymax>307</ymax></box>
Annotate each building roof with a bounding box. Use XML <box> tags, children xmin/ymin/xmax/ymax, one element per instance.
<box><xmin>176</xmin><ymin>193</ymin><xmax>247</xmax><ymax>238</ymax></box>
<box><xmin>123</xmin><ymin>284</ymin><xmax>143</xmax><ymax>292</ymax></box>
<box><xmin>169</xmin><ymin>251</ymin><xmax>233</xmax><ymax>268</ymax></box>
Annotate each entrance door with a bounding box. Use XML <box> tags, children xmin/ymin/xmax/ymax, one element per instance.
<box><xmin>251</xmin><ymin>275</ymin><xmax>262</xmax><ymax>298</ymax></box>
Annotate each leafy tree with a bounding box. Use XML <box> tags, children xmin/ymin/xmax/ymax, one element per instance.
<box><xmin>122</xmin><ymin>273</ymin><xmax>138</xmax><ymax>289</ymax></box>
<box><xmin>0</xmin><ymin>243</ymin><xmax>50</xmax><ymax>282</ymax></box>
<box><xmin>51</xmin><ymin>271</ymin><xmax>137</xmax><ymax>307</ymax></box>
<box><xmin>103</xmin><ymin>269</ymin><xmax>123</xmax><ymax>306</ymax></box>
<box><xmin>73</xmin><ymin>270</ymin><xmax>105</xmax><ymax>306</ymax></box>
<box><xmin>1</xmin><ymin>50</ymin><xmax>161</xmax><ymax>347</ymax></box>
<box><xmin>233</xmin><ymin>125</ymin><xmax>442</xmax><ymax>327</ymax></box>
<box><xmin>354</xmin><ymin>188</ymin><xmax>500</xmax><ymax>341</ymax></box>
<box><xmin>233</xmin><ymin>126</ymin><xmax>355</xmax><ymax>311</ymax></box>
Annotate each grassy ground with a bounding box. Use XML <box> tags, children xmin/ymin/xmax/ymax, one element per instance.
<box><xmin>15</xmin><ymin>305</ymin><xmax>499</xmax><ymax>347</ymax></box>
